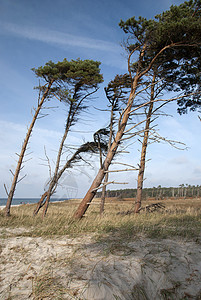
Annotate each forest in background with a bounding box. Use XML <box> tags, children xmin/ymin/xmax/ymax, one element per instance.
<box><xmin>96</xmin><ymin>184</ymin><xmax>201</xmax><ymax>199</ymax></box>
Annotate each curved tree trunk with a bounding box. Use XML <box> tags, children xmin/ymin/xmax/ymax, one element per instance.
<box><xmin>74</xmin><ymin>77</ymin><xmax>139</xmax><ymax>219</ymax></box>
<box><xmin>33</xmin><ymin>191</ymin><xmax>48</xmax><ymax>216</ymax></box>
<box><xmin>33</xmin><ymin>102</ymin><xmax>73</xmax><ymax>216</ymax></box>
<box><xmin>134</xmin><ymin>73</ymin><xmax>156</xmax><ymax>213</ymax></box>
<box><xmin>5</xmin><ymin>81</ymin><xmax>53</xmax><ymax>217</ymax></box>
<box><xmin>73</xmin><ymin>41</ymin><xmax>177</xmax><ymax>220</ymax></box>
<box><xmin>34</xmin><ymin>88</ymin><xmax>98</xmax><ymax>217</ymax></box>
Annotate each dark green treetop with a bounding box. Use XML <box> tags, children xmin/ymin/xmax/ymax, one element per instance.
<box><xmin>119</xmin><ymin>0</ymin><xmax>201</xmax><ymax>113</ymax></box>
<box><xmin>105</xmin><ymin>74</ymin><xmax>131</xmax><ymax>108</ymax></box>
<box><xmin>32</xmin><ymin>58</ymin><xmax>103</xmax><ymax>90</ymax></box>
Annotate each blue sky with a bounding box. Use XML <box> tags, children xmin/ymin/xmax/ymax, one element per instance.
<box><xmin>0</xmin><ymin>0</ymin><xmax>200</xmax><ymax>199</ymax></box>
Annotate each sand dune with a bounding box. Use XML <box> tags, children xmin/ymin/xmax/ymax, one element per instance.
<box><xmin>0</xmin><ymin>227</ymin><xmax>201</xmax><ymax>299</ymax></box>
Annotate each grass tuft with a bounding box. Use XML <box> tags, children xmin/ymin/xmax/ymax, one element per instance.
<box><xmin>32</xmin><ymin>269</ymin><xmax>65</xmax><ymax>300</ymax></box>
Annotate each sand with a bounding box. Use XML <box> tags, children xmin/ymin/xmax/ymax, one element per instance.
<box><xmin>0</xmin><ymin>227</ymin><xmax>201</xmax><ymax>299</ymax></box>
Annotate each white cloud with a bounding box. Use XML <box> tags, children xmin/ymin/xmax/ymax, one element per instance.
<box><xmin>168</xmin><ymin>155</ymin><xmax>190</xmax><ymax>165</ymax></box>
<box><xmin>1</xmin><ymin>22</ymin><xmax>120</xmax><ymax>53</ymax></box>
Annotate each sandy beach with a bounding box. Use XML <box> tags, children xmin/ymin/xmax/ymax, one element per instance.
<box><xmin>0</xmin><ymin>226</ymin><xmax>201</xmax><ymax>299</ymax></box>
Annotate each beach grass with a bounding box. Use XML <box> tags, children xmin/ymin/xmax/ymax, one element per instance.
<box><xmin>0</xmin><ymin>197</ymin><xmax>200</xmax><ymax>241</ymax></box>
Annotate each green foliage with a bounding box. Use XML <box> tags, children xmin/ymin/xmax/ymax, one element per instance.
<box><xmin>32</xmin><ymin>58</ymin><xmax>103</xmax><ymax>122</ymax></box>
<box><xmin>119</xmin><ymin>0</ymin><xmax>201</xmax><ymax>113</ymax></box>
<box><xmin>105</xmin><ymin>74</ymin><xmax>131</xmax><ymax>107</ymax></box>
<box><xmin>120</xmin><ymin>0</ymin><xmax>201</xmax><ymax>51</ymax></box>
<box><xmin>96</xmin><ymin>185</ymin><xmax>201</xmax><ymax>199</ymax></box>
<box><xmin>32</xmin><ymin>58</ymin><xmax>103</xmax><ymax>88</ymax></box>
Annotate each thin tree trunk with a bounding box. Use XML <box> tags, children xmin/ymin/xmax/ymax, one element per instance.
<box><xmin>33</xmin><ymin>191</ymin><xmax>48</xmax><ymax>215</ymax></box>
<box><xmin>100</xmin><ymin>173</ymin><xmax>108</xmax><ymax>215</ymax></box>
<box><xmin>34</xmin><ymin>145</ymin><xmax>81</xmax><ymax>216</ymax></box>
<box><xmin>74</xmin><ymin>77</ymin><xmax>139</xmax><ymax>219</ymax></box>
<box><xmin>35</xmin><ymin>89</ymin><xmax>98</xmax><ymax>216</ymax></box>
<box><xmin>41</xmin><ymin>119</ymin><xmax>72</xmax><ymax>213</ymax></box>
<box><xmin>5</xmin><ymin>81</ymin><xmax>53</xmax><ymax>217</ymax></box>
<box><xmin>34</xmin><ymin>102</ymin><xmax>73</xmax><ymax>216</ymax></box>
<box><xmin>73</xmin><ymin>40</ymin><xmax>173</xmax><ymax>219</ymax></box>
<box><xmin>134</xmin><ymin>73</ymin><xmax>156</xmax><ymax>213</ymax></box>
<box><xmin>100</xmin><ymin>109</ymin><xmax>114</xmax><ymax>215</ymax></box>
<box><xmin>42</xmin><ymin>187</ymin><xmax>52</xmax><ymax>217</ymax></box>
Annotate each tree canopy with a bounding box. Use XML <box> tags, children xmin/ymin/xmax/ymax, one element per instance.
<box><xmin>32</xmin><ymin>58</ymin><xmax>103</xmax><ymax>92</ymax></box>
<box><xmin>119</xmin><ymin>0</ymin><xmax>201</xmax><ymax>113</ymax></box>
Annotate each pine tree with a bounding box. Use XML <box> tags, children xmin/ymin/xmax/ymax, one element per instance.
<box><xmin>73</xmin><ymin>0</ymin><xmax>201</xmax><ymax>219</ymax></box>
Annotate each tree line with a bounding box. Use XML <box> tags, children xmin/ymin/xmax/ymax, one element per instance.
<box><xmin>96</xmin><ymin>185</ymin><xmax>201</xmax><ymax>200</ymax></box>
<box><xmin>3</xmin><ymin>0</ymin><xmax>201</xmax><ymax>218</ymax></box>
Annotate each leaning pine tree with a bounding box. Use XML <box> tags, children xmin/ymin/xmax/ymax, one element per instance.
<box><xmin>123</xmin><ymin>1</ymin><xmax>201</xmax><ymax>212</ymax></box>
<box><xmin>5</xmin><ymin>59</ymin><xmax>78</xmax><ymax>217</ymax></box>
<box><xmin>74</xmin><ymin>0</ymin><xmax>201</xmax><ymax>219</ymax></box>
<box><xmin>33</xmin><ymin>59</ymin><xmax>103</xmax><ymax>217</ymax></box>
<box><xmin>99</xmin><ymin>74</ymin><xmax>130</xmax><ymax>215</ymax></box>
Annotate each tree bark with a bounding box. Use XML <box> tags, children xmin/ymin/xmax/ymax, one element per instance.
<box><xmin>33</xmin><ymin>191</ymin><xmax>48</xmax><ymax>216</ymax></box>
<box><xmin>5</xmin><ymin>81</ymin><xmax>53</xmax><ymax>217</ymax></box>
<box><xmin>74</xmin><ymin>77</ymin><xmax>139</xmax><ymax>219</ymax></box>
<box><xmin>134</xmin><ymin>73</ymin><xmax>156</xmax><ymax>213</ymax></box>
<box><xmin>73</xmin><ymin>41</ymin><xmax>156</xmax><ymax>219</ymax></box>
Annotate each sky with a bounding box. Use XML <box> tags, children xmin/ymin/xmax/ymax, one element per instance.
<box><xmin>0</xmin><ymin>0</ymin><xmax>200</xmax><ymax>199</ymax></box>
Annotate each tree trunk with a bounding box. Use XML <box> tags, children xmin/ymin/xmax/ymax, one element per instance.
<box><xmin>33</xmin><ymin>102</ymin><xmax>74</xmax><ymax>216</ymax></box>
<box><xmin>34</xmin><ymin>89</ymin><xmax>97</xmax><ymax>216</ymax></box>
<box><xmin>100</xmin><ymin>108</ymin><xmax>114</xmax><ymax>215</ymax></box>
<box><xmin>42</xmin><ymin>190</ymin><xmax>51</xmax><ymax>217</ymax></box>
<box><xmin>100</xmin><ymin>173</ymin><xmax>108</xmax><ymax>215</ymax></box>
<box><xmin>74</xmin><ymin>77</ymin><xmax>139</xmax><ymax>220</ymax></box>
<box><xmin>73</xmin><ymin>40</ymin><xmax>170</xmax><ymax>219</ymax></box>
<box><xmin>5</xmin><ymin>81</ymin><xmax>53</xmax><ymax>217</ymax></box>
<box><xmin>134</xmin><ymin>73</ymin><xmax>156</xmax><ymax>213</ymax></box>
<box><xmin>33</xmin><ymin>191</ymin><xmax>48</xmax><ymax>216</ymax></box>
<box><xmin>33</xmin><ymin>146</ymin><xmax>80</xmax><ymax>216</ymax></box>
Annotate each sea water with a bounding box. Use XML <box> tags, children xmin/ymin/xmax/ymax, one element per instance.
<box><xmin>0</xmin><ymin>198</ymin><xmax>69</xmax><ymax>207</ymax></box>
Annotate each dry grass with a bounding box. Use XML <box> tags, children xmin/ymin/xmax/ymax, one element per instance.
<box><xmin>0</xmin><ymin>197</ymin><xmax>200</xmax><ymax>241</ymax></box>
<box><xmin>0</xmin><ymin>198</ymin><xmax>201</xmax><ymax>300</ymax></box>
<box><xmin>32</xmin><ymin>269</ymin><xmax>66</xmax><ymax>300</ymax></box>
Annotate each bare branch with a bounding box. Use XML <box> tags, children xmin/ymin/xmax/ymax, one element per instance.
<box><xmin>17</xmin><ymin>174</ymin><xmax>27</xmax><ymax>184</ymax></box>
<box><xmin>9</xmin><ymin>169</ymin><xmax>15</xmax><ymax>177</ymax></box>
<box><xmin>37</xmin><ymin>113</ymin><xmax>49</xmax><ymax>119</ymax></box>
<box><xmin>24</xmin><ymin>151</ymin><xmax>33</xmax><ymax>157</ymax></box>
<box><xmin>124</xmin><ymin>117</ymin><xmax>149</xmax><ymax>134</ymax></box>
<box><xmin>135</xmin><ymin>77</ymin><xmax>164</xmax><ymax>97</ymax></box>
<box><xmin>129</xmin><ymin>91</ymin><xmax>200</xmax><ymax>116</ymax></box>
<box><xmin>112</xmin><ymin>162</ymin><xmax>138</xmax><ymax>169</ymax></box>
<box><xmin>44</xmin><ymin>146</ymin><xmax>52</xmax><ymax>179</ymax></box>
<box><xmin>4</xmin><ymin>184</ymin><xmax>9</xmax><ymax>196</ymax></box>
<box><xmin>92</xmin><ymin>106</ymin><xmax>110</xmax><ymax>112</ymax></box>
<box><xmin>92</xmin><ymin>181</ymin><xmax>128</xmax><ymax>192</ymax></box>
<box><xmin>23</xmin><ymin>157</ymin><xmax>33</xmax><ymax>163</ymax></box>
<box><xmin>150</xmin><ymin>129</ymin><xmax>187</xmax><ymax>150</ymax></box>
<box><xmin>104</xmin><ymin>168</ymin><xmax>138</xmax><ymax>173</ymax></box>
<box><xmin>139</xmin><ymin>42</ymin><xmax>201</xmax><ymax>80</ymax></box>
<box><xmin>121</xmin><ymin>128</ymin><xmax>150</xmax><ymax>142</ymax></box>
